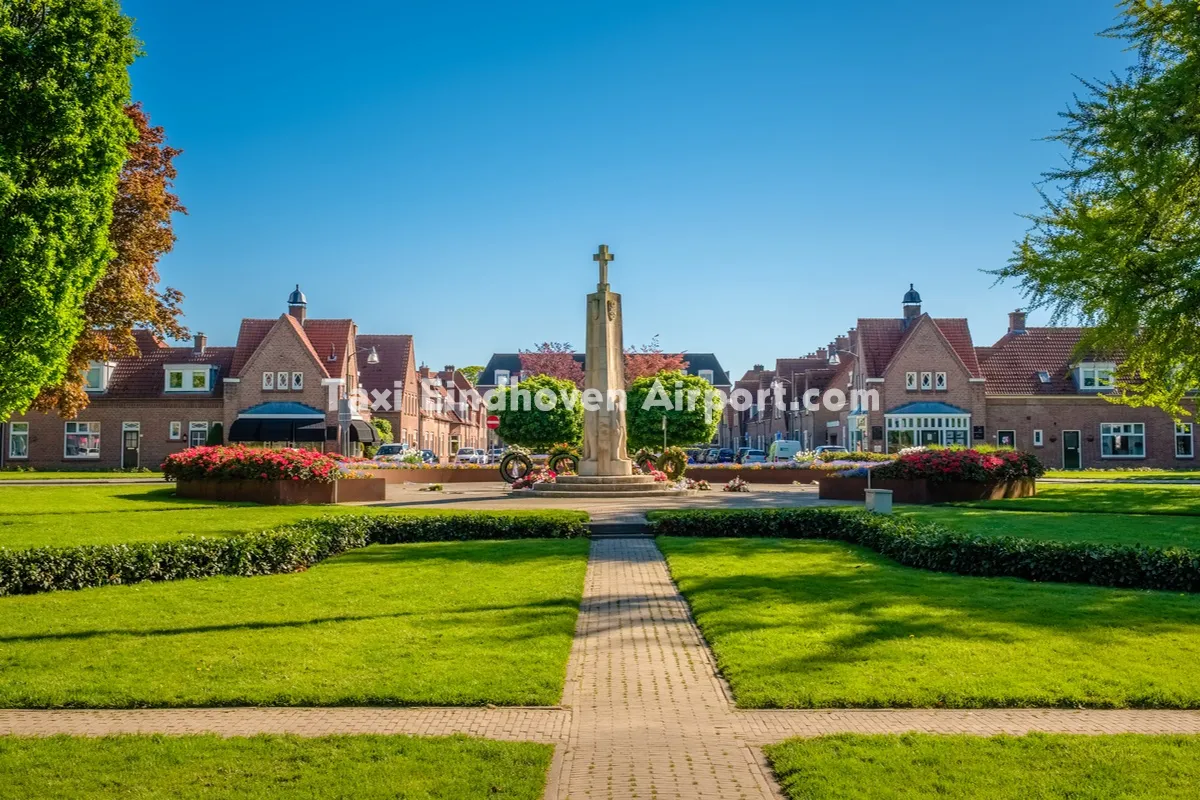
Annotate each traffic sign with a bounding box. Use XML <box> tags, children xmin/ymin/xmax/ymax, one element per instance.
<box><xmin>486</xmin><ymin>415</ymin><xmax>500</xmax><ymax>430</ymax></box>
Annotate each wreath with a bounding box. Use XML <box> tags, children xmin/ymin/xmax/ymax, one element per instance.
<box><xmin>655</xmin><ymin>446</ymin><xmax>689</xmax><ymax>481</ymax></box>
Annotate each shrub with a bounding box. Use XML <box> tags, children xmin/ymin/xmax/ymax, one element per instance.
<box><xmin>648</xmin><ymin>508</ymin><xmax>1200</xmax><ymax>593</ymax></box>
<box><xmin>817</xmin><ymin>450</ymin><xmax>894</xmax><ymax>463</ymax></box>
<box><xmin>205</xmin><ymin>423</ymin><xmax>224</xmax><ymax>446</ymax></box>
<box><xmin>0</xmin><ymin>511</ymin><xmax>588</xmax><ymax>597</ymax></box>
<box><xmin>872</xmin><ymin>448</ymin><xmax>1045</xmax><ymax>483</ymax></box>
<box><xmin>161</xmin><ymin>445</ymin><xmax>343</xmax><ymax>483</ymax></box>
<box><xmin>625</xmin><ymin>370</ymin><xmax>722</xmax><ymax>450</ymax></box>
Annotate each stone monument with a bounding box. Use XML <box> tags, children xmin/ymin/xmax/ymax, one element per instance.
<box><xmin>579</xmin><ymin>244</ymin><xmax>633</xmax><ymax>477</ymax></box>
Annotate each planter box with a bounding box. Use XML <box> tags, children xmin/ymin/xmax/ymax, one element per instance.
<box><xmin>176</xmin><ymin>478</ymin><xmax>386</xmax><ymax>505</ymax></box>
<box><xmin>817</xmin><ymin>477</ymin><xmax>1036</xmax><ymax>504</ymax></box>
<box><xmin>361</xmin><ymin>467</ymin><xmax>503</xmax><ymax>485</ymax></box>
<box><xmin>684</xmin><ymin>467</ymin><xmax>826</xmax><ymax>485</ymax></box>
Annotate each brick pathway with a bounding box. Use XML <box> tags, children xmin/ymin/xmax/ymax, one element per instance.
<box><xmin>4</xmin><ymin>537</ymin><xmax>1200</xmax><ymax>799</ymax></box>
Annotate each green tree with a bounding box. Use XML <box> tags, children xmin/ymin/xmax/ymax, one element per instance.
<box><xmin>491</xmin><ymin>374</ymin><xmax>583</xmax><ymax>451</ymax></box>
<box><xmin>0</xmin><ymin>0</ymin><xmax>138</xmax><ymax>420</ymax></box>
<box><xmin>364</xmin><ymin>417</ymin><xmax>393</xmax><ymax>458</ymax></box>
<box><xmin>625</xmin><ymin>370</ymin><xmax>722</xmax><ymax>451</ymax></box>
<box><xmin>459</xmin><ymin>365</ymin><xmax>485</xmax><ymax>386</ymax></box>
<box><xmin>205</xmin><ymin>422</ymin><xmax>223</xmax><ymax>446</ymax></box>
<box><xmin>995</xmin><ymin>1</ymin><xmax>1200</xmax><ymax>417</ymax></box>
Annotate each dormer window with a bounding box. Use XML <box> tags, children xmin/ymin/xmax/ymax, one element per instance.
<box><xmin>165</xmin><ymin>365</ymin><xmax>212</xmax><ymax>393</ymax></box>
<box><xmin>83</xmin><ymin>361</ymin><xmax>115</xmax><ymax>393</ymax></box>
<box><xmin>495</xmin><ymin>370</ymin><xmax>510</xmax><ymax>386</ymax></box>
<box><xmin>1077</xmin><ymin>363</ymin><xmax>1115</xmax><ymax>392</ymax></box>
<box><xmin>1037</xmin><ymin>371</ymin><xmax>1051</xmax><ymax>384</ymax></box>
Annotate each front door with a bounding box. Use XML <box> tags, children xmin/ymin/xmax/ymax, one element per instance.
<box><xmin>121</xmin><ymin>425</ymin><xmax>140</xmax><ymax>469</ymax></box>
<box><xmin>1062</xmin><ymin>430</ymin><xmax>1081</xmax><ymax>470</ymax></box>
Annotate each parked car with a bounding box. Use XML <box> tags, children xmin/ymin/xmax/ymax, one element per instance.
<box><xmin>813</xmin><ymin>445</ymin><xmax>848</xmax><ymax>457</ymax></box>
<box><xmin>456</xmin><ymin>447</ymin><xmax>489</xmax><ymax>464</ymax></box>
<box><xmin>488</xmin><ymin>448</ymin><xmax>505</xmax><ymax>463</ymax></box>
<box><xmin>421</xmin><ymin>449</ymin><xmax>438</xmax><ymax>464</ymax></box>
<box><xmin>717</xmin><ymin>448</ymin><xmax>735</xmax><ymax>463</ymax></box>
<box><xmin>767</xmin><ymin>440</ymin><xmax>805</xmax><ymax>462</ymax></box>
<box><xmin>734</xmin><ymin>447</ymin><xmax>750</xmax><ymax>464</ymax></box>
<box><xmin>703</xmin><ymin>448</ymin><xmax>720</xmax><ymax>464</ymax></box>
<box><xmin>373</xmin><ymin>443</ymin><xmax>410</xmax><ymax>461</ymax></box>
<box><xmin>741</xmin><ymin>449</ymin><xmax>767</xmax><ymax>464</ymax></box>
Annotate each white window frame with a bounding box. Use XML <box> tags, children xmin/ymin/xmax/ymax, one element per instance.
<box><xmin>494</xmin><ymin>369</ymin><xmax>510</xmax><ymax>386</ymax></box>
<box><xmin>262</xmin><ymin>371</ymin><xmax>275</xmax><ymax>390</ymax></box>
<box><xmin>8</xmin><ymin>421</ymin><xmax>29</xmax><ymax>459</ymax></box>
<box><xmin>291</xmin><ymin>371</ymin><xmax>304</xmax><ymax>390</ymax></box>
<box><xmin>1078</xmin><ymin>362</ymin><xmax>1115</xmax><ymax>392</ymax></box>
<box><xmin>1033</xmin><ymin>429</ymin><xmax>1044</xmax><ymax>447</ymax></box>
<box><xmin>169</xmin><ymin>420</ymin><xmax>182</xmax><ymax>440</ymax></box>
<box><xmin>188</xmin><ymin>421</ymin><xmax>209</xmax><ymax>448</ymax></box>
<box><xmin>276</xmin><ymin>371</ymin><xmax>289</xmax><ymax>391</ymax></box>
<box><xmin>905</xmin><ymin>372</ymin><xmax>917</xmax><ymax>390</ymax></box>
<box><xmin>64</xmin><ymin>421</ymin><xmax>101</xmax><ymax>459</ymax></box>
<box><xmin>165</xmin><ymin>365</ymin><xmax>211</xmax><ymax>393</ymax></box>
<box><xmin>1176</xmin><ymin>423</ymin><xmax>1194</xmax><ymax>459</ymax></box>
<box><xmin>1101</xmin><ymin>422</ymin><xmax>1146</xmax><ymax>459</ymax></box>
<box><xmin>920</xmin><ymin>372</ymin><xmax>932</xmax><ymax>391</ymax></box>
<box><xmin>935</xmin><ymin>372</ymin><xmax>947</xmax><ymax>391</ymax></box>
<box><xmin>83</xmin><ymin>361</ymin><xmax>114</xmax><ymax>393</ymax></box>
<box><xmin>697</xmin><ymin>369</ymin><xmax>714</xmax><ymax>384</ymax></box>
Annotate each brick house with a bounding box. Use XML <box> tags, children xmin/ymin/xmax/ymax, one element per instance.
<box><xmin>3</xmin><ymin>286</ymin><xmax>386</xmax><ymax>470</ymax></box>
<box><xmin>720</xmin><ymin>285</ymin><xmax>1197</xmax><ymax>469</ymax></box>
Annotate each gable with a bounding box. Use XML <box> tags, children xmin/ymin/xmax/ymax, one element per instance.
<box><xmin>883</xmin><ymin>316</ymin><xmax>977</xmax><ymax>386</ymax></box>
<box><xmin>238</xmin><ymin>315</ymin><xmax>329</xmax><ymax>381</ymax></box>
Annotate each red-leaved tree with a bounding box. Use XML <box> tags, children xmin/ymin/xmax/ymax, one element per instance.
<box><xmin>624</xmin><ymin>336</ymin><xmax>687</xmax><ymax>385</ymax></box>
<box><xmin>519</xmin><ymin>342</ymin><xmax>585</xmax><ymax>388</ymax></box>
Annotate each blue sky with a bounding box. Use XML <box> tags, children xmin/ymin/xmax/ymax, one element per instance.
<box><xmin>123</xmin><ymin>0</ymin><xmax>1131</xmax><ymax>378</ymax></box>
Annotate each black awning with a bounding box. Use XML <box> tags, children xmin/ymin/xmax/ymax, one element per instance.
<box><xmin>228</xmin><ymin>418</ymin><xmax>326</xmax><ymax>443</ymax></box>
<box><xmin>349</xmin><ymin>419</ymin><xmax>379</xmax><ymax>444</ymax></box>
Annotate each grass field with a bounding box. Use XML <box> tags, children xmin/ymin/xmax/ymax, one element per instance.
<box><xmin>658</xmin><ymin>536</ymin><xmax>1200</xmax><ymax>709</ymax></box>
<box><xmin>961</xmin><ymin>482</ymin><xmax>1200</xmax><ymax>515</ymax></box>
<box><xmin>0</xmin><ymin>471</ymin><xmax>163</xmax><ymax>481</ymax></box>
<box><xmin>895</xmin><ymin>506</ymin><xmax>1200</xmax><ymax>549</ymax></box>
<box><xmin>766</xmin><ymin>733</ymin><xmax>1200</xmax><ymax>800</ymax></box>
<box><xmin>0</xmin><ymin>538</ymin><xmax>588</xmax><ymax>708</ymax></box>
<box><xmin>0</xmin><ymin>484</ymin><xmax>580</xmax><ymax>549</ymax></box>
<box><xmin>1046</xmin><ymin>469</ymin><xmax>1200</xmax><ymax>481</ymax></box>
<box><xmin>0</xmin><ymin>734</ymin><xmax>552</xmax><ymax>800</ymax></box>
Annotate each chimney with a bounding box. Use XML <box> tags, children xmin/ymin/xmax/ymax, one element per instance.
<box><xmin>753</xmin><ymin>363</ymin><xmax>764</xmax><ymax>372</ymax></box>
<box><xmin>287</xmin><ymin>284</ymin><xmax>307</xmax><ymax>324</ymax></box>
<box><xmin>418</xmin><ymin>365</ymin><xmax>432</xmax><ymax>379</ymax></box>
<box><xmin>444</xmin><ymin>365</ymin><xmax>455</xmax><ymax>373</ymax></box>
<box><xmin>193</xmin><ymin>332</ymin><xmax>207</xmax><ymax>354</ymax></box>
<box><xmin>1008</xmin><ymin>309</ymin><xmax>1027</xmax><ymax>334</ymax></box>
<box><xmin>901</xmin><ymin>283</ymin><xmax>922</xmax><ymax>329</ymax></box>
<box><xmin>835</xmin><ymin>335</ymin><xmax>850</xmax><ymax>355</ymax></box>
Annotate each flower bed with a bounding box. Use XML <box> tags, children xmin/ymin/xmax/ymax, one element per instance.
<box><xmin>872</xmin><ymin>447</ymin><xmax>1045</xmax><ymax>483</ymax></box>
<box><xmin>163</xmin><ymin>445</ymin><xmax>343</xmax><ymax>483</ymax></box>
<box><xmin>176</xmin><ymin>478</ymin><xmax>385</xmax><ymax>505</ymax></box>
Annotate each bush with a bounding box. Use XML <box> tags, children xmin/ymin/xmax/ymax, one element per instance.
<box><xmin>648</xmin><ymin>508</ymin><xmax>1200</xmax><ymax>593</ymax></box>
<box><xmin>205</xmin><ymin>423</ymin><xmax>224</xmax><ymax>446</ymax></box>
<box><xmin>625</xmin><ymin>370</ymin><xmax>722</xmax><ymax>450</ymax></box>
<box><xmin>872</xmin><ymin>448</ymin><xmax>1045</xmax><ymax>483</ymax></box>
<box><xmin>817</xmin><ymin>450</ymin><xmax>894</xmax><ymax>463</ymax></box>
<box><xmin>161</xmin><ymin>445</ymin><xmax>343</xmax><ymax>483</ymax></box>
<box><xmin>491</xmin><ymin>374</ymin><xmax>584</xmax><ymax>451</ymax></box>
<box><xmin>0</xmin><ymin>511</ymin><xmax>589</xmax><ymax>597</ymax></box>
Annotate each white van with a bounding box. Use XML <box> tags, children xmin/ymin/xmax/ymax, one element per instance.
<box><xmin>767</xmin><ymin>440</ymin><xmax>804</xmax><ymax>462</ymax></box>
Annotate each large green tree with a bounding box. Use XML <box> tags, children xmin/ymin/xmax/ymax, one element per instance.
<box><xmin>996</xmin><ymin>1</ymin><xmax>1200</xmax><ymax>417</ymax></box>
<box><xmin>490</xmin><ymin>374</ymin><xmax>584</xmax><ymax>451</ymax></box>
<box><xmin>625</xmin><ymin>370</ymin><xmax>722</xmax><ymax>451</ymax></box>
<box><xmin>0</xmin><ymin>0</ymin><xmax>138</xmax><ymax>419</ymax></box>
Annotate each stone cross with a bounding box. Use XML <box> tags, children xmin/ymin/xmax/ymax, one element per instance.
<box><xmin>593</xmin><ymin>244</ymin><xmax>614</xmax><ymax>287</ymax></box>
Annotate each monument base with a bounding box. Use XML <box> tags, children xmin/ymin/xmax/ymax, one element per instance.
<box><xmin>528</xmin><ymin>474</ymin><xmax>683</xmax><ymax>498</ymax></box>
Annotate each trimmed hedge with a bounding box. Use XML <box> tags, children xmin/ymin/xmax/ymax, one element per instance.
<box><xmin>647</xmin><ymin>508</ymin><xmax>1200</xmax><ymax>593</ymax></box>
<box><xmin>0</xmin><ymin>511</ymin><xmax>588</xmax><ymax>597</ymax></box>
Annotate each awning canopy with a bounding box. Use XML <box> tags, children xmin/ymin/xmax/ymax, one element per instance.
<box><xmin>229</xmin><ymin>402</ymin><xmax>328</xmax><ymax>443</ymax></box>
<box><xmin>349</xmin><ymin>419</ymin><xmax>379</xmax><ymax>444</ymax></box>
<box><xmin>885</xmin><ymin>401</ymin><xmax>971</xmax><ymax>416</ymax></box>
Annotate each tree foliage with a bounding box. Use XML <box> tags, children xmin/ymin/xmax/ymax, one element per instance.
<box><xmin>0</xmin><ymin>0</ymin><xmax>138</xmax><ymax>420</ymax></box>
<box><xmin>625</xmin><ymin>336</ymin><xmax>688</xmax><ymax>385</ymax></box>
<box><xmin>995</xmin><ymin>1</ymin><xmax>1200</xmax><ymax>416</ymax></box>
<box><xmin>625</xmin><ymin>370</ymin><xmax>722</xmax><ymax>451</ymax></box>
<box><xmin>459</xmin><ymin>365</ymin><xmax>485</xmax><ymax>386</ymax></box>
<box><xmin>519</xmin><ymin>342</ymin><xmax>584</xmax><ymax>387</ymax></box>
<box><xmin>33</xmin><ymin>103</ymin><xmax>187</xmax><ymax>417</ymax></box>
<box><xmin>492</xmin><ymin>374</ymin><xmax>584</xmax><ymax>451</ymax></box>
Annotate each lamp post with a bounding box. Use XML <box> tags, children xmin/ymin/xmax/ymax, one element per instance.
<box><xmin>341</xmin><ymin>346</ymin><xmax>380</xmax><ymax>457</ymax></box>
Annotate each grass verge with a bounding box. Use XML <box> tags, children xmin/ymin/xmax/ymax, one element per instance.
<box><xmin>658</xmin><ymin>536</ymin><xmax>1200</xmax><ymax>708</ymax></box>
<box><xmin>765</xmin><ymin>733</ymin><xmax>1200</xmax><ymax>800</ymax></box>
<box><xmin>960</xmin><ymin>482</ymin><xmax>1200</xmax><ymax>515</ymax></box>
<box><xmin>0</xmin><ymin>734</ymin><xmax>551</xmax><ymax>799</ymax></box>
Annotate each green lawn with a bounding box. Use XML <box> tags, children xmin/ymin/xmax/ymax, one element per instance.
<box><xmin>894</xmin><ymin>506</ymin><xmax>1200</xmax><ymax>549</ymax></box>
<box><xmin>0</xmin><ymin>484</ymin><xmax>573</xmax><ymax>548</ymax></box>
<box><xmin>0</xmin><ymin>734</ymin><xmax>551</xmax><ymax>800</ymax></box>
<box><xmin>1046</xmin><ymin>469</ymin><xmax>1200</xmax><ymax>481</ymax></box>
<box><xmin>0</xmin><ymin>471</ymin><xmax>163</xmax><ymax>480</ymax></box>
<box><xmin>659</xmin><ymin>536</ymin><xmax>1200</xmax><ymax>708</ymax></box>
<box><xmin>766</xmin><ymin>733</ymin><xmax>1200</xmax><ymax>800</ymax></box>
<box><xmin>961</xmin><ymin>482</ymin><xmax>1200</xmax><ymax>515</ymax></box>
<box><xmin>0</xmin><ymin>538</ymin><xmax>588</xmax><ymax>707</ymax></box>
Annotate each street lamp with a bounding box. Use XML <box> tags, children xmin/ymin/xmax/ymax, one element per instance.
<box><xmin>341</xmin><ymin>346</ymin><xmax>383</xmax><ymax>456</ymax></box>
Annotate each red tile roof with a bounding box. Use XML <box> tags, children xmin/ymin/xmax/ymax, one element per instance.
<box><xmin>303</xmin><ymin>319</ymin><xmax>353</xmax><ymax>375</ymax></box>
<box><xmin>102</xmin><ymin>346</ymin><xmax>235</xmax><ymax>400</ymax></box>
<box><xmin>979</xmin><ymin>327</ymin><xmax>1087</xmax><ymax>395</ymax></box>
<box><xmin>857</xmin><ymin>316</ymin><xmax>982</xmax><ymax>379</ymax></box>
<box><xmin>231</xmin><ymin>319</ymin><xmax>276</xmax><ymax>376</ymax></box>
<box><xmin>357</xmin><ymin>334</ymin><xmax>413</xmax><ymax>395</ymax></box>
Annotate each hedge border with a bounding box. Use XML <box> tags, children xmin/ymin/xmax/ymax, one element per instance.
<box><xmin>0</xmin><ymin>511</ymin><xmax>589</xmax><ymax>597</ymax></box>
<box><xmin>647</xmin><ymin>508</ymin><xmax>1200</xmax><ymax>593</ymax></box>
